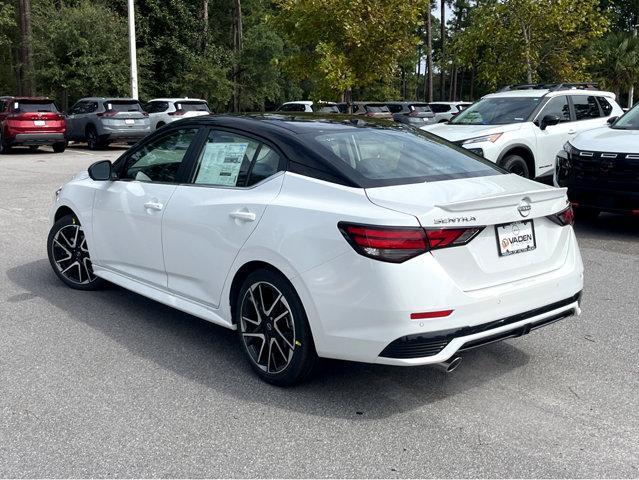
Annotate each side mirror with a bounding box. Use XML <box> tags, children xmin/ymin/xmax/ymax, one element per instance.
<box><xmin>540</xmin><ymin>115</ymin><xmax>561</xmax><ymax>130</ymax></box>
<box><xmin>607</xmin><ymin>116</ymin><xmax>618</xmax><ymax>125</ymax></box>
<box><xmin>88</xmin><ymin>160</ymin><xmax>113</xmax><ymax>181</ymax></box>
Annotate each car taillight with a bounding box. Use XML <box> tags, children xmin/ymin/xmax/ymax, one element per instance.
<box><xmin>168</xmin><ymin>110</ymin><xmax>185</xmax><ymax>116</ymax></box>
<box><xmin>338</xmin><ymin>223</ymin><xmax>483</xmax><ymax>263</ymax></box>
<box><xmin>97</xmin><ymin>111</ymin><xmax>118</xmax><ymax>117</ymax></box>
<box><xmin>547</xmin><ymin>205</ymin><xmax>574</xmax><ymax>226</ymax></box>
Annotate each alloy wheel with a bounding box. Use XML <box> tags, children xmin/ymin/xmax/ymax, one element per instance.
<box><xmin>239</xmin><ymin>281</ymin><xmax>296</xmax><ymax>374</ymax></box>
<box><xmin>51</xmin><ymin>223</ymin><xmax>96</xmax><ymax>285</ymax></box>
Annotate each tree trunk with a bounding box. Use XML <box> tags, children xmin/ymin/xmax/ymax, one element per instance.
<box><xmin>521</xmin><ymin>22</ymin><xmax>533</xmax><ymax>84</ymax></box>
<box><xmin>439</xmin><ymin>0</ymin><xmax>445</xmax><ymax>101</ymax></box>
<box><xmin>18</xmin><ymin>0</ymin><xmax>35</xmax><ymax>96</ymax></box>
<box><xmin>415</xmin><ymin>45</ymin><xmax>421</xmax><ymax>100</ymax></box>
<box><xmin>448</xmin><ymin>66</ymin><xmax>454</xmax><ymax>101</ymax></box>
<box><xmin>426</xmin><ymin>6</ymin><xmax>433</xmax><ymax>102</ymax></box>
<box><xmin>232</xmin><ymin>0</ymin><xmax>243</xmax><ymax>113</ymax></box>
<box><xmin>458</xmin><ymin>68</ymin><xmax>464</xmax><ymax>101</ymax></box>
<box><xmin>201</xmin><ymin>0</ymin><xmax>209</xmax><ymax>51</ymax></box>
<box><xmin>401</xmin><ymin>66</ymin><xmax>406</xmax><ymax>100</ymax></box>
<box><xmin>469</xmin><ymin>66</ymin><xmax>475</xmax><ymax>101</ymax></box>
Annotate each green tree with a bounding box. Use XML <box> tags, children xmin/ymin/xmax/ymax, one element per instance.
<box><xmin>273</xmin><ymin>0</ymin><xmax>428</xmax><ymax>104</ymax></box>
<box><xmin>590</xmin><ymin>32</ymin><xmax>639</xmax><ymax>99</ymax></box>
<box><xmin>452</xmin><ymin>0</ymin><xmax>609</xmax><ymax>90</ymax></box>
<box><xmin>31</xmin><ymin>1</ymin><xmax>132</xmax><ymax>108</ymax></box>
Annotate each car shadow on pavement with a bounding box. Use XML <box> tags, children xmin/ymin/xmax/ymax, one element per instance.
<box><xmin>574</xmin><ymin>213</ymin><xmax>639</xmax><ymax>240</ymax></box>
<box><xmin>7</xmin><ymin>259</ymin><xmax>530</xmax><ymax>421</ymax></box>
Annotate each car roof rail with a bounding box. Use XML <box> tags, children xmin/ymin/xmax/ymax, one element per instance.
<box><xmin>499</xmin><ymin>82</ymin><xmax>600</xmax><ymax>92</ymax></box>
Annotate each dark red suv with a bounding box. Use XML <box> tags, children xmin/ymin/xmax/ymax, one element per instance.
<box><xmin>0</xmin><ymin>96</ymin><xmax>67</xmax><ymax>153</ymax></box>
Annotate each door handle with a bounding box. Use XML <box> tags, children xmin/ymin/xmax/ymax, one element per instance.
<box><xmin>230</xmin><ymin>210</ymin><xmax>256</xmax><ymax>222</ymax></box>
<box><xmin>144</xmin><ymin>201</ymin><xmax>163</xmax><ymax>211</ymax></box>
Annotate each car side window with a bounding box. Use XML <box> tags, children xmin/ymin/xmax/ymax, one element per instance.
<box><xmin>192</xmin><ymin>130</ymin><xmax>281</xmax><ymax>187</ymax></box>
<box><xmin>541</xmin><ymin>96</ymin><xmax>571</xmax><ymax>122</ymax></box>
<box><xmin>572</xmin><ymin>96</ymin><xmax>601</xmax><ymax>120</ymax></box>
<box><xmin>122</xmin><ymin>128</ymin><xmax>199</xmax><ymax>183</ymax></box>
<box><xmin>596</xmin><ymin>97</ymin><xmax>613</xmax><ymax>116</ymax></box>
<box><xmin>70</xmin><ymin>102</ymin><xmax>85</xmax><ymax>115</ymax></box>
<box><xmin>246</xmin><ymin>146</ymin><xmax>282</xmax><ymax>187</ymax></box>
<box><xmin>86</xmin><ymin>102</ymin><xmax>98</xmax><ymax>114</ymax></box>
<box><xmin>387</xmin><ymin>104</ymin><xmax>402</xmax><ymax>113</ymax></box>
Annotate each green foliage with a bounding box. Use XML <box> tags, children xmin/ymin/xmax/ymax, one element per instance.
<box><xmin>32</xmin><ymin>1</ymin><xmax>132</xmax><ymax>105</ymax></box>
<box><xmin>272</xmin><ymin>0</ymin><xmax>428</xmax><ymax>101</ymax></box>
<box><xmin>590</xmin><ymin>32</ymin><xmax>639</xmax><ymax>95</ymax></box>
<box><xmin>451</xmin><ymin>0</ymin><xmax>610</xmax><ymax>90</ymax></box>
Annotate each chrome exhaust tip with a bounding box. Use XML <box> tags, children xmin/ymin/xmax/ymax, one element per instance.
<box><xmin>435</xmin><ymin>356</ymin><xmax>462</xmax><ymax>373</ymax></box>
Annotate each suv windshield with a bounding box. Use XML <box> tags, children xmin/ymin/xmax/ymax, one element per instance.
<box><xmin>612</xmin><ymin>105</ymin><xmax>639</xmax><ymax>130</ymax></box>
<box><xmin>452</xmin><ymin>97</ymin><xmax>542</xmax><ymax>125</ymax></box>
<box><xmin>12</xmin><ymin>101</ymin><xmax>58</xmax><ymax>113</ymax></box>
<box><xmin>309</xmin><ymin>126</ymin><xmax>501</xmax><ymax>185</ymax></box>
<box><xmin>105</xmin><ymin>101</ymin><xmax>143</xmax><ymax>112</ymax></box>
<box><xmin>176</xmin><ymin>101</ymin><xmax>209</xmax><ymax>112</ymax></box>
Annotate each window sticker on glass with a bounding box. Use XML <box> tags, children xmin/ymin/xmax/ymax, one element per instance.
<box><xmin>195</xmin><ymin>142</ymin><xmax>249</xmax><ymax>186</ymax></box>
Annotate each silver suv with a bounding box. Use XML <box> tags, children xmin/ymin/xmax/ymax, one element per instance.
<box><xmin>66</xmin><ymin>97</ymin><xmax>151</xmax><ymax>150</ymax></box>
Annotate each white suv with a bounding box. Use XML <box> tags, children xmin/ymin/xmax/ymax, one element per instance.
<box><xmin>422</xmin><ymin>84</ymin><xmax>623</xmax><ymax>180</ymax></box>
<box><xmin>145</xmin><ymin>98</ymin><xmax>210</xmax><ymax>131</ymax></box>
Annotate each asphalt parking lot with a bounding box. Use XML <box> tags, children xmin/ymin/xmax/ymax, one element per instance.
<box><xmin>1</xmin><ymin>146</ymin><xmax>638</xmax><ymax>478</ymax></box>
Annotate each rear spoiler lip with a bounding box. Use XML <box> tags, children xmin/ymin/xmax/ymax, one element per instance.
<box><xmin>435</xmin><ymin>187</ymin><xmax>568</xmax><ymax>212</ymax></box>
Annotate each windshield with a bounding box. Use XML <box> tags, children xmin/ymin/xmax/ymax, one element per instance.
<box><xmin>176</xmin><ymin>101</ymin><xmax>209</xmax><ymax>112</ymax></box>
<box><xmin>452</xmin><ymin>97</ymin><xmax>542</xmax><ymax>125</ymax></box>
<box><xmin>365</xmin><ymin>104</ymin><xmax>390</xmax><ymax>113</ymax></box>
<box><xmin>105</xmin><ymin>101</ymin><xmax>143</xmax><ymax>112</ymax></box>
<box><xmin>309</xmin><ymin>126</ymin><xmax>501</xmax><ymax>185</ymax></box>
<box><xmin>612</xmin><ymin>104</ymin><xmax>639</xmax><ymax>130</ymax></box>
<box><xmin>13</xmin><ymin>101</ymin><xmax>58</xmax><ymax>113</ymax></box>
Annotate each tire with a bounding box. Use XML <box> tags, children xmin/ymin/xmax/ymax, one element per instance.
<box><xmin>0</xmin><ymin>132</ymin><xmax>10</xmax><ymax>154</ymax></box>
<box><xmin>576</xmin><ymin>206</ymin><xmax>600</xmax><ymax>221</ymax></box>
<box><xmin>156</xmin><ymin>122</ymin><xmax>165</xmax><ymax>130</ymax></box>
<box><xmin>235</xmin><ymin>269</ymin><xmax>318</xmax><ymax>386</ymax></box>
<box><xmin>86</xmin><ymin>126</ymin><xmax>101</xmax><ymax>150</ymax></box>
<box><xmin>52</xmin><ymin>141</ymin><xmax>67</xmax><ymax>153</ymax></box>
<box><xmin>47</xmin><ymin>214</ymin><xmax>105</xmax><ymax>291</ymax></box>
<box><xmin>29</xmin><ymin>145</ymin><xmax>39</xmax><ymax>152</ymax></box>
<box><xmin>500</xmin><ymin>154</ymin><xmax>531</xmax><ymax>178</ymax></box>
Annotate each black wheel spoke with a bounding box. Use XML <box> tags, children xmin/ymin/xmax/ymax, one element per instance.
<box><xmin>52</xmin><ymin>223</ymin><xmax>96</xmax><ymax>285</ymax></box>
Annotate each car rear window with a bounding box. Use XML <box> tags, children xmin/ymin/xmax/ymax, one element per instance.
<box><xmin>313</xmin><ymin>104</ymin><xmax>340</xmax><ymax>113</ymax></box>
<box><xmin>12</xmin><ymin>101</ymin><xmax>58</xmax><ymax>113</ymax></box>
<box><xmin>364</xmin><ymin>104</ymin><xmax>390</xmax><ymax>113</ymax></box>
<box><xmin>310</xmin><ymin>126</ymin><xmax>501</xmax><ymax>186</ymax></box>
<box><xmin>145</xmin><ymin>101</ymin><xmax>169</xmax><ymax>113</ymax></box>
<box><xmin>176</xmin><ymin>101</ymin><xmax>209</xmax><ymax>112</ymax></box>
<box><xmin>105</xmin><ymin>101</ymin><xmax>143</xmax><ymax>112</ymax></box>
<box><xmin>429</xmin><ymin>104</ymin><xmax>451</xmax><ymax>113</ymax></box>
<box><xmin>409</xmin><ymin>104</ymin><xmax>432</xmax><ymax>113</ymax></box>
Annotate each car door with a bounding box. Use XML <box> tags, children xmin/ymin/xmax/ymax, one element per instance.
<box><xmin>161</xmin><ymin>128</ymin><xmax>285</xmax><ymax>307</ymax></box>
<box><xmin>91</xmin><ymin>126</ymin><xmax>202</xmax><ymax>288</ymax></box>
<box><xmin>570</xmin><ymin>94</ymin><xmax>606</xmax><ymax>134</ymax></box>
<box><xmin>66</xmin><ymin>101</ymin><xmax>87</xmax><ymax>140</ymax></box>
<box><xmin>533</xmin><ymin>95</ymin><xmax>575</xmax><ymax>176</ymax></box>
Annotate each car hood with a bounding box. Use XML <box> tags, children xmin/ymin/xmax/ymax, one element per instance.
<box><xmin>571</xmin><ymin>126</ymin><xmax>639</xmax><ymax>153</ymax></box>
<box><xmin>420</xmin><ymin>122</ymin><xmax>523</xmax><ymax>142</ymax></box>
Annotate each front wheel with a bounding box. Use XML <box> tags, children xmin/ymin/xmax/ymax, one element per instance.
<box><xmin>501</xmin><ymin>154</ymin><xmax>531</xmax><ymax>178</ymax></box>
<box><xmin>236</xmin><ymin>269</ymin><xmax>318</xmax><ymax>386</ymax></box>
<box><xmin>47</xmin><ymin>214</ymin><xmax>105</xmax><ymax>290</ymax></box>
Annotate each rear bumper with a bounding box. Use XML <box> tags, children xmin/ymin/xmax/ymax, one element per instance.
<box><xmin>10</xmin><ymin>133</ymin><xmax>65</xmax><ymax>145</ymax></box>
<box><xmin>293</xmin><ymin>227</ymin><xmax>583</xmax><ymax>366</ymax></box>
<box><xmin>100</xmin><ymin>126</ymin><xmax>150</xmax><ymax>142</ymax></box>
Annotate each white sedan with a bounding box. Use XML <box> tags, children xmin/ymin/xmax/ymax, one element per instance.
<box><xmin>47</xmin><ymin>115</ymin><xmax>584</xmax><ymax>385</ymax></box>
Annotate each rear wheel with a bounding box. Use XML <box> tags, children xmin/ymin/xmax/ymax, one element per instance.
<box><xmin>47</xmin><ymin>214</ymin><xmax>105</xmax><ymax>291</ymax></box>
<box><xmin>236</xmin><ymin>269</ymin><xmax>318</xmax><ymax>386</ymax></box>
<box><xmin>52</xmin><ymin>142</ymin><xmax>67</xmax><ymax>153</ymax></box>
<box><xmin>501</xmin><ymin>154</ymin><xmax>531</xmax><ymax>178</ymax></box>
<box><xmin>29</xmin><ymin>145</ymin><xmax>39</xmax><ymax>152</ymax></box>
<box><xmin>156</xmin><ymin>122</ymin><xmax>165</xmax><ymax>130</ymax></box>
<box><xmin>0</xmin><ymin>132</ymin><xmax>10</xmax><ymax>154</ymax></box>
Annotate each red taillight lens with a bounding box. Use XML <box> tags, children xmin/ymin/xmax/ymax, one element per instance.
<box><xmin>425</xmin><ymin>228</ymin><xmax>483</xmax><ymax>249</ymax></box>
<box><xmin>97</xmin><ymin>110</ymin><xmax>118</xmax><ymax>117</ymax></box>
<box><xmin>168</xmin><ymin>110</ymin><xmax>186</xmax><ymax>116</ymax></box>
<box><xmin>338</xmin><ymin>223</ymin><xmax>428</xmax><ymax>263</ymax></box>
<box><xmin>547</xmin><ymin>205</ymin><xmax>574</xmax><ymax>226</ymax></box>
<box><xmin>338</xmin><ymin>223</ymin><xmax>483</xmax><ymax>263</ymax></box>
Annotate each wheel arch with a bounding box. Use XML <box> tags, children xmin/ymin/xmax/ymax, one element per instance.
<box><xmin>54</xmin><ymin>205</ymin><xmax>77</xmax><ymax>223</ymax></box>
<box><xmin>497</xmin><ymin>144</ymin><xmax>536</xmax><ymax>177</ymax></box>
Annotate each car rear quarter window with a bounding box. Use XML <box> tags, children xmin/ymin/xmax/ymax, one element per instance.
<box><xmin>596</xmin><ymin>97</ymin><xmax>613</xmax><ymax>116</ymax></box>
<box><xmin>572</xmin><ymin>95</ymin><xmax>601</xmax><ymax>120</ymax></box>
<box><xmin>310</xmin><ymin>127</ymin><xmax>501</xmax><ymax>186</ymax></box>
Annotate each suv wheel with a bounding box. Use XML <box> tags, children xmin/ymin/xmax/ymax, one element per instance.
<box><xmin>86</xmin><ymin>126</ymin><xmax>101</xmax><ymax>150</ymax></box>
<box><xmin>236</xmin><ymin>269</ymin><xmax>318</xmax><ymax>386</ymax></box>
<box><xmin>501</xmin><ymin>154</ymin><xmax>530</xmax><ymax>178</ymax></box>
<box><xmin>47</xmin><ymin>214</ymin><xmax>105</xmax><ymax>290</ymax></box>
<box><xmin>52</xmin><ymin>141</ymin><xmax>67</xmax><ymax>153</ymax></box>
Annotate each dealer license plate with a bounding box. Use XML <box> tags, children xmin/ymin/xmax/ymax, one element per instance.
<box><xmin>125</xmin><ymin>119</ymin><xmax>135</xmax><ymax>125</ymax></box>
<box><xmin>34</xmin><ymin>120</ymin><xmax>46</xmax><ymax>126</ymax></box>
<box><xmin>495</xmin><ymin>220</ymin><xmax>536</xmax><ymax>256</ymax></box>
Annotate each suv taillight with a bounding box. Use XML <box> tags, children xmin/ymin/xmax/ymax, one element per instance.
<box><xmin>547</xmin><ymin>205</ymin><xmax>574</xmax><ymax>226</ymax></box>
<box><xmin>338</xmin><ymin>223</ymin><xmax>483</xmax><ymax>263</ymax></box>
<box><xmin>168</xmin><ymin>110</ymin><xmax>185</xmax><ymax>116</ymax></box>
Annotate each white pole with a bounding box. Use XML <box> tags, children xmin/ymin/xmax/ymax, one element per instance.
<box><xmin>127</xmin><ymin>0</ymin><xmax>139</xmax><ymax>100</ymax></box>
<box><xmin>629</xmin><ymin>24</ymin><xmax>637</xmax><ymax>109</ymax></box>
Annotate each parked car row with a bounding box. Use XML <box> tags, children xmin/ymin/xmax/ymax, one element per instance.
<box><xmin>0</xmin><ymin>95</ymin><xmax>210</xmax><ymax>153</ymax></box>
<box><xmin>275</xmin><ymin>100</ymin><xmax>472</xmax><ymax>127</ymax></box>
